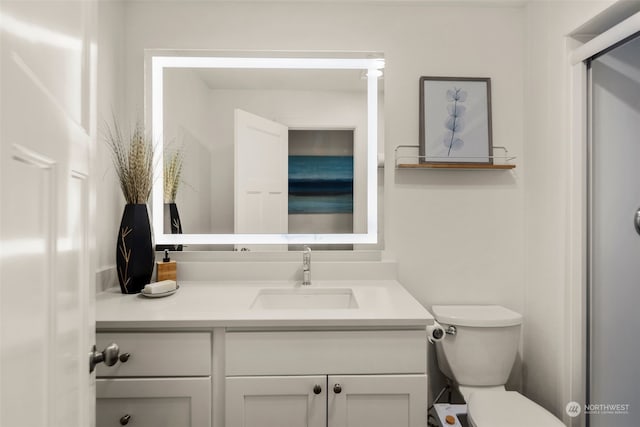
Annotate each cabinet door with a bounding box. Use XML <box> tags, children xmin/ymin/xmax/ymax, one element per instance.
<box><xmin>97</xmin><ymin>378</ymin><xmax>210</xmax><ymax>427</ymax></box>
<box><xmin>328</xmin><ymin>375</ymin><xmax>427</xmax><ymax>427</ymax></box>
<box><xmin>226</xmin><ymin>376</ymin><xmax>325</xmax><ymax>427</ymax></box>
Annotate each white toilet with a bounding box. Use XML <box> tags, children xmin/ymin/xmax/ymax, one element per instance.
<box><xmin>431</xmin><ymin>305</ymin><xmax>565</xmax><ymax>427</ymax></box>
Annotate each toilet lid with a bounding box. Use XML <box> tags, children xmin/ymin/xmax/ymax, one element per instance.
<box><xmin>431</xmin><ymin>305</ymin><xmax>522</xmax><ymax>327</ymax></box>
<box><xmin>468</xmin><ymin>391</ymin><xmax>564</xmax><ymax>427</ymax></box>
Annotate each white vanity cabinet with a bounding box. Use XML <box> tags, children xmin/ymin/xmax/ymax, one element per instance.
<box><xmin>224</xmin><ymin>330</ymin><xmax>427</xmax><ymax>427</ymax></box>
<box><xmin>95</xmin><ymin>280</ymin><xmax>433</xmax><ymax>427</ymax></box>
<box><xmin>95</xmin><ymin>332</ymin><xmax>212</xmax><ymax>427</ymax></box>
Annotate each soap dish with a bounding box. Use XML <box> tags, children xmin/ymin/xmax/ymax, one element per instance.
<box><xmin>141</xmin><ymin>285</ymin><xmax>179</xmax><ymax>298</ymax></box>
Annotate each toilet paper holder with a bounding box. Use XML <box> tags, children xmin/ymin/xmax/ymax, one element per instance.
<box><xmin>427</xmin><ymin>321</ymin><xmax>446</xmax><ymax>343</ymax></box>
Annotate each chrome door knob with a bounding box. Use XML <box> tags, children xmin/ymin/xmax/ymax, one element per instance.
<box><xmin>89</xmin><ymin>343</ymin><xmax>120</xmax><ymax>373</ymax></box>
<box><xmin>102</xmin><ymin>343</ymin><xmax>120</xmax><ymax>366</ymax></box>
<box><xmin>119</xmin><ymin>414</ymin><xmax>131</xmax><ymax>425</ymax></box>
<box><xmin>333</xmin><ymin>384</ymin><xmax>342</xmax><ymax>394</ymax></box>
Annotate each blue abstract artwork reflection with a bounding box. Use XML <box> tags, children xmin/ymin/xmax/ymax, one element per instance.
<box><xmin>288</xmin><ymin>156</ymin><xmax>353</xmax><ymax>213</ymax></box>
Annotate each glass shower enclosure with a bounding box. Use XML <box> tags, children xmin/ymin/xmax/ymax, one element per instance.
<box><xmin>587</xmin><ymin>32</ymin><xmax>640</xmax><ymax>427</ymax></box>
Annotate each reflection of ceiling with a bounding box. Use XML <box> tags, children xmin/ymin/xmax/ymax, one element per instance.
<box><xmin>191</xmin><ymin>67</ymin><xmax>369</xmax><ymax>92</ymax></box>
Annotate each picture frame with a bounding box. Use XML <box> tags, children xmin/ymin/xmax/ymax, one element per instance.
<box><xmin>419</xmin><ymin>76</ymin><xmax>493</xmax><ymax>165</ymax></box>
<box><xmin>288</xmin><ymin>155</ymin><xmax>353</xmax><ymax>214</ymax></box>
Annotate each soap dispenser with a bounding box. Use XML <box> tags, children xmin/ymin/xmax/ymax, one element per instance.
<box><xmin>156</xmin><ymin>249</ymin><xmax>177</xmax><ymax>282</ymax></box>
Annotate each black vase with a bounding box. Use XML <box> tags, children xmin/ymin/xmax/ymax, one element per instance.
<box><xmin>116</xmin><ymin>204</ymin><xmax>154</xmax><ymax>294</ymax></box>
<box><xmin>156</xmin><ymin>202</ymin><xmax>183</xmax><ymax>252</ymax></box>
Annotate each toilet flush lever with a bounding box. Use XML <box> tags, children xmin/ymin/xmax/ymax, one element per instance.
<box><xmin>634</xmin><ymin>207</ymin><xmax>640</xmax><ymax>236</ymax></box>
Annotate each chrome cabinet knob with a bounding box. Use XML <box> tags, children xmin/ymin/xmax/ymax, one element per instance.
<box><xmin>119</xmin><ymin>414</ymin><xmax>131</xmax><ymax>425</ymax></box>
<box><xmin>119</xmin><ymin>353</ymin><xmax>131</xmax><ymax>363</ymax></box>
<box><xmin>333</xmin><ymin>384</ymin><xmax>342</xmax><ymax>394</ymax></box>
<box><xmin>634</xmin><ymin>207</ymin><xmax>640</xmax><ymax>235</ymax></box>
<box><xmin>313</xmin><ymin>384</ymin><xmax>322</xmax><ymax>395</ymax></box>
<box><xmin>89</xmin><ymin>343</ymin><xmax>120</xmax><ymax>373</ymax></box>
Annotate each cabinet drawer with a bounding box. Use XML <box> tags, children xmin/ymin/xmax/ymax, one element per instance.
<box><xmin>96</xmin><ymin>332</ymin><xmax>211</xmax><ymax>377</ymax></box>
<box><xmin>226</xmin><ymin>330</ymin><xmax>426</xmax><ymax>375</ymax></box>
<box><xmin>97</xmin><ymin>378</ymin><xmax>210</xmax><ymax>427</ymax></box>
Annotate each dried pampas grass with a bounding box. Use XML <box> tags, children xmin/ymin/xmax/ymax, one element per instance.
<box><xmin>164</xmin><ymin>148</ymin><xmax>184</xmax><ymax>203</ymax></box>
<box><xmin>104</xmin><ymin>117</ymin><xmax>154</xmax><ymax>204</ymax></box>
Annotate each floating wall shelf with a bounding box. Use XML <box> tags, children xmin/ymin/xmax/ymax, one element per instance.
<box><xmin>394</xmin><ymin>145</ymin><xmax>516</xmax><ymax>170</ymax></box>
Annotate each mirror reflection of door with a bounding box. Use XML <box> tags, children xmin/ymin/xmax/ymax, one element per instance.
<box><xmin>234</xmin><ymin>109</ymin><xmax>289</xmax><ymax>251</ymax></box>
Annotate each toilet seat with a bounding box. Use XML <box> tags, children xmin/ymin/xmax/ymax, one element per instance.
<box><xmin>467</xmin><ymin>391</ymin><xmax>565</xmax><ymax>427</ymax></box>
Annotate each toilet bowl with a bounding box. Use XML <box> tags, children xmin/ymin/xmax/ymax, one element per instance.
<box><xmin>431</xmin><ymin>305</ymin><xmax>564</xmax><ymax>427</ymax></box>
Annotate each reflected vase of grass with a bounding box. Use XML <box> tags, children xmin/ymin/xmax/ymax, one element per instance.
<box><xmin>156</xmin><ymin>202</ymin><xmax>183</xmax><ymax>252</ymax></box>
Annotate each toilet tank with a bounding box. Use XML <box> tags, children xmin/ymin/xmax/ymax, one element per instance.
<box><xmin>432</xmin><ymin>305</ymin><xmax>522</xmax><ymax>387</ymax></box>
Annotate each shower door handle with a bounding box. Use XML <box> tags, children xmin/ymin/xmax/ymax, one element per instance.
<box><xmin>635</xmin><ymin>207</ymin><xmax>640</xmax><ymax>236</ymax></box>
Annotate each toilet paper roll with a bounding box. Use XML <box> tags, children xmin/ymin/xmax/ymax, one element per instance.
<box><xmin>427</xmin><ymin>321</ymin><xmax>446</xmax><ymax>344</ymax></box>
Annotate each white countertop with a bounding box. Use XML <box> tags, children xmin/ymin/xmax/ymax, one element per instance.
<box><xmin>96</xmin><ymin>280</ymin><xmax>433</xmax><ymax>329</ymax></box>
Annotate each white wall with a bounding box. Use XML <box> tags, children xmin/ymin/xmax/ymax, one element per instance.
<box><xmin>96</xmin><ymin>0</ymin><xmax>126</xmax><ymax>290</ymax></box>
<box><xmin>523</xmin><ymin>0</ymin><xmax>613</xmax><ymax>421</ymax></box>
<box><xmin>380</xmin><ymin>5</ymin><xmax>527</xmax><ymax>395</ymax></box>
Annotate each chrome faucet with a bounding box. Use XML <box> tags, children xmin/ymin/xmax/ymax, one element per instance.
<box><xmin>302</xmin><ymin>245</ymin><xmax>311</xmax><ymax>286</ymax></box>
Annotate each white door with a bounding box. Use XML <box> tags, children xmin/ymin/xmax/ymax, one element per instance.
<box><xmin>0</xmin><ymin>1</ymin><xmax>96</xmax><ymax>426</ymax></box>
<box><xmin>328</xmin><ymin>375</ymin><xmax>427</xmax><ymax>427</ymax></box>
<box><xmin>226</xmin><ymin>375</ymin><xmax>326</xmax><ymax>427</ymax></box>
<box><xmin>234</xmin><ymin>109</ymin><xmax>288</xmax><ymax>249</ymax></box>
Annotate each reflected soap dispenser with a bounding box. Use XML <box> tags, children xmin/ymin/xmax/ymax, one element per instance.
<box><xmin>156</xmin><ymin>249</ymin><xmax>177</xmax><ymax>282</ymax></box>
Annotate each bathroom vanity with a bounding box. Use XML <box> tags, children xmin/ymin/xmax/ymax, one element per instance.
<box><xmin>95</xmin><ymin>280</ymin><xmax>432</xmax><ymax>427</ymax></box>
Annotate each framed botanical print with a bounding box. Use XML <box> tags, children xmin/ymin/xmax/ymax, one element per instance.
<box><xmin>419</xmin><ymin>77</ymin><xmax>493</xmax><ymax>164</ymax></box>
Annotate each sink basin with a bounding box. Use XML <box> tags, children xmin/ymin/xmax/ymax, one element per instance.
<box><xmin>251</xmin><ymin>288</ymin><xmax>359</xmax><ymax>310</ymax></box>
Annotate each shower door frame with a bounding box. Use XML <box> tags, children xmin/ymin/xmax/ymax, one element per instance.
<box><xmin>567</xmin><ymin>11</ymin><xmax>640</xmax><ymax>427</ymax></box>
